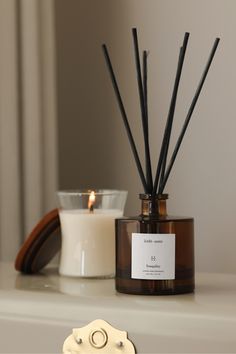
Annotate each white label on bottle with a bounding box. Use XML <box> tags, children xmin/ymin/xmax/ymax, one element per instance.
<box><xmin>131</xmin><ymin>233</ymin><xmax>175</xmax><ymax>280</ymax></box>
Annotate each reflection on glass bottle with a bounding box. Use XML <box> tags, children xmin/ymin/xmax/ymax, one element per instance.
<box><xmin>115</xmin><ymin>194</ymin><xmax>194</xmax><ymax>295</ymax></box>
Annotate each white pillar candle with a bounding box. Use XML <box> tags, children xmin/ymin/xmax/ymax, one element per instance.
<box><xmin>59</xmin><ymin>209</ymin><xmax>122</xmax><ymax>277</ymax></box>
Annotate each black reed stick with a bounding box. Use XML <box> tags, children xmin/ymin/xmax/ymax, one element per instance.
<box><xmin>132</xmin><ymin>28</ymin><xmax>153</xmax><ymax>193</ymax></box>
<box><xmin>159</xmin><ymin>37</ymin><xmax>220</xmax><ymax>194</ymax></box>
<box><xmin>153</xmin><ymin>32</ymin><xmax>190</xmax><ymax>195</ymax></box>
<box><xmin>143</xmin><ymin>50</ymin><xmax>149</xmax><ymax>127</ymax></box>
<box><xmin>159</xmin><ymin>47</ymin><xmax>183</xmax><ymax>185</ymax></box>
<box><xmin>143</xmin><ymin>50</ymin><xmax>152</xmax><ymax>191</ymax></box>
<box><xmin>102</xmin><ymin>44</ymin><xmax>148</xmax><ymax>193</ymax></box>
<box><xmin>160</xmin><ymin>33</ymin><xmax>190</xmax><ymax>186</ymax></box>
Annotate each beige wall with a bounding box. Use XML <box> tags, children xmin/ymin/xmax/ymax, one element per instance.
<box><xmin>55</xmin><ymin>0</ymin><xmax>236</xmax><ymax>273</ymax></box>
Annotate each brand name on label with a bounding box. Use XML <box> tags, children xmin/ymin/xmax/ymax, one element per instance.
<box><xmin>144</xmin><ymin>239</ymin><xmax>163</xmax><ymax>243</ymax></box>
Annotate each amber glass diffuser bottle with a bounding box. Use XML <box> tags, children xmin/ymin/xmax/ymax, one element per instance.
<box><xmin>103</xmin><ymin>30</ymin><xmax>219</xmax><ymax>295</ymax></box>
<box><xmin>116</xmin><ymin>194</ymin><xmax>194</xmax><ymax>295</ymax></box>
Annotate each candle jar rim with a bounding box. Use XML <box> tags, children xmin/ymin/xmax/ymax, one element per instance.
<box><xmin>57</xmin><ymin>189</ymin><xmax>128</xmax><ymax>212</ymax></box>
<box><xmin>57</xmin><ymin>189</ymin><xmax>128</xmax><ymax>197</ymax></box>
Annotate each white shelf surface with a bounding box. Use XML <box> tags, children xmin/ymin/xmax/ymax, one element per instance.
<box><xmin>0</xmin><ymin>262</ymin><xmax>236</xmax><ymax>353</ymax></box>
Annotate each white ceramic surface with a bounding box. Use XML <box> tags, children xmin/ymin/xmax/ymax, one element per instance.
<box><xmin>0</xmin><ymin>263</ymin><xmax>236</xmax><ymax>353</ymax></box>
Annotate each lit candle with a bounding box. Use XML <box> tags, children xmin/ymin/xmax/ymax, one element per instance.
<box><xmin>57</xmin><ymin>190</ymin><xmax>127</xmax><ymax>278</ymax></box>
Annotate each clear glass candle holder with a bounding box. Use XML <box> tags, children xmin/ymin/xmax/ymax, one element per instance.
<box><xmin>57</xmin><ymin>189</ymin><xmax>127</xmax><ymax>278</ymax></box>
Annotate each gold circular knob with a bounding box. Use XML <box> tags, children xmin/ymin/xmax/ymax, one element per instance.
<box><xmin>89</xmin><ymin>328</ymin><xmax>108</xmax><ymax>349</ymax></box>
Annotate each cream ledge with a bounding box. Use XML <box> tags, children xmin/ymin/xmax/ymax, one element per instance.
<box><xmin>0</xmin><ymin>263</ymin><xmax>236</xmax><ymax>353</ymax></box>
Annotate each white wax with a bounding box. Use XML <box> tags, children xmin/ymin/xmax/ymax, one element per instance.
<box><xmin>59</xmin><ymin>209</ymin><xmax>122</xmax><ymax>277</ymax></box>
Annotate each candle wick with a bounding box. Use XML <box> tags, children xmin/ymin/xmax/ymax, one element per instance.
<box><xmin>89</xmin><ymin>204</ymin><xmax>94</xmax><ymax>213</ymax></box>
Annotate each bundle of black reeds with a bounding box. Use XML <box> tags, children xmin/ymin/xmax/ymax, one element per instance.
<box><xmin>102</xmin><ymin>30</ymin><xmax>220</xmax><ymax>196</ymax></box>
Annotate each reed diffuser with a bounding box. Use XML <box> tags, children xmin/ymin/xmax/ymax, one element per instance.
<box><xmin>102</xmin><ymin>30</ymin><xmax>220</xmax><ymax>295</ymax></box>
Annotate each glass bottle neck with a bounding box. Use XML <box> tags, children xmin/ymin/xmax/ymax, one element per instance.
<box><xmin>140</xmin><ymin>194</ymin><xmax>168</xmax><ymax>217</ymax></box>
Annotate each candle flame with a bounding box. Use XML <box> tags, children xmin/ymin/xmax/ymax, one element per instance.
<box><xmin>88</xmin><ymin>191</ymin><xmax>95</xmax><ymax>212</ymax></box>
